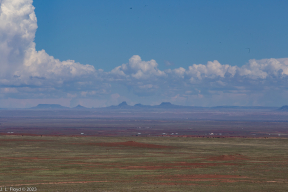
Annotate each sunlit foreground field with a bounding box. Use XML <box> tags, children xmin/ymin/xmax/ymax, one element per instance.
<box><xmin>0</xmin><ymin>136</ymin><xmax>287</xmax><ymax>192</ymax></box>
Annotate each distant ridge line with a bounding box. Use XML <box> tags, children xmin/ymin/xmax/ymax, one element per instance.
<box><xmin>31</xmin><ymin>104</ymin><xmax>69</xmax><ymax>109</ymax></box>
<box><xmin>25</xmin><ymin>102</ymin><xmax>280</xmax><ymax>110</ymax></box>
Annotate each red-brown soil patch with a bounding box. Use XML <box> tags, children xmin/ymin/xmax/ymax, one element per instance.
<box><xmin>156</xmin><ymin>174</ymin><xmax>246</xmax><ymax>179</ymax></box>
<box><xmin>120</xmin><ymin>166</ymin><xmax>169</xmax><ymax>170</ymax></box>
<box><xmin>66</xmin><ymin>162</ymin><xmax>103</xmax><ymax>165</ymax></box>
<box><xmin>147</xmin><ymin>182</ymin><xmax>198</xmax><ymax>185</ymax></box>
<box><xmin>138</xmin><ymin>174</ymin><xmax>248</xmax><ymax>184</ymax></box>
<box><xmin>77</xmin><ymin>141</ymin><xmax>171</xmax><ymax>149</ymax></box>
<box><xmin>166</xmin><ymin>162</ymin><xmax>236</xmax><ymax>167</ymax></box>
<box><xmin>0</xmin><ymin>139</ymin><xmax>52</xmax><ymax>142</ymax></box>
<box><xmin>1</xmin><ymin>180</ymin><xmax>109</xmax><ymax>187</ymax></box>
<box><xmin>207</xmin><ymin>154</ymin><xmax>249</xmax><ymax>161</ymax></box>
<box><xmin>1</xmin><ymin>157</ymin><xmax>50</xmax><ymax>160</ymax></box>
<box><xmin>119</xmin><ymin>162</ymin><xmax>236</xmax><ymax>170</ymax></box>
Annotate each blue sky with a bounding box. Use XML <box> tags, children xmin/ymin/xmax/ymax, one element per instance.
<box><xmin>0</xmin><ymin>0</ymin><xmax>288</xmax><ymax>108</ymax></box>
<box><xmin>33</xmin><ymin>0</ymin><xmax>288</xmax><ymax>71</ymax></box>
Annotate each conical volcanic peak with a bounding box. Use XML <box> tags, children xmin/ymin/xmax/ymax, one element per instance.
<box><xmin>73</xmin><ymin>105</ymin><xmax>87</xmax><ymax>109</ymax></box>
<box><xmin>118</xmin><ymin>101</ymin><xmax>128</xmax><ymax>107</ymax></box>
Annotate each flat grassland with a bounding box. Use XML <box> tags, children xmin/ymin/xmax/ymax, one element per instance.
<box><xmin>0</xmin><ymin>135</ymin><xmax>287</xmax><ymax>192</ymax></box>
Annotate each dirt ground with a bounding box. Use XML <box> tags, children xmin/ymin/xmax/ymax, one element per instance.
<box><xmin>0</xmin><ymin>135</ymin><xmax>287</xmax><ymax>192</ymax></box>
<box><xmin>0</xmin><ymin>110</ymin><xmax>287</xmax><ymax>191</ymax></box>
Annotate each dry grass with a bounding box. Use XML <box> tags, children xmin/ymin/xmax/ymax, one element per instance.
<box><xmin>0</xmin><ymin>135</ymin><xmax>287</xmax><ymax>191</ymax></box>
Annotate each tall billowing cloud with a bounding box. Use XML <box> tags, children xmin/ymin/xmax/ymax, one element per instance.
<box><xmin>0</xmin><ymin>0</ymin><xmax>36</xmax><ymax>77</ymax></box>
<box><xmin>0</xmin><ymin>0</ymin><xmax>95</xmax><ymax>85</ymax></box>
<box><xmin>0</xmin><ymin>0</ymin><xmax>288</xmax><ymax>108</ymax></box>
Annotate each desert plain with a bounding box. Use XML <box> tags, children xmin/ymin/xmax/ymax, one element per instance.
<box><xmin>0</xmin><ymin>108</ymin><xmax>287</xmax><ymax>191</ymax></box>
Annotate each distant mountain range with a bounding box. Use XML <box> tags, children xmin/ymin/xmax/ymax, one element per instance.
<box><xmin>211</xmin><ymin>106</ymin><xmax>276</xmax><ymax>109</ymax></box>
<box><xmin>278</xmin><ymin>105</ymin><xmax>288</xmax><ymax>111</ymax></box>
<box><xmin>106</xmin><ymin>101</ymin><xmax>197</xmax><ymax>109</ymax></box>
<box><xmin>26</xmin><ymin>102</ymin><xmax>284</xmax><ymax>110</ymax></box>
<box><xmin>31</xmin><ymin>104</ymin><xmax>88</xmax><ymax>109</ymax></box>
<box><xmin>31</xmin><ymin>104</ymin><xmax>69</xmax><ymax>109</ymax></box>
<box><xmin>30</xmin><ymin>102</ymin><xmax>197</xmax><ymax>110</ymax></box>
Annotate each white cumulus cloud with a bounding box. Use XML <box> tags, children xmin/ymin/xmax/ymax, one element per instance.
<box><xmin>111</xmin><ymin>55</ymin><xmax>165</xmax><ymax>79</ymax></box>
<box><xmin>0</xmin><ymin>0</ymin><xmax>95</xmax><ymax>85</ymax></box>
<box><xmin>1</xmin><ymin>0</ymin><xmax>288</xmax><ymax>107</ymax></box>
